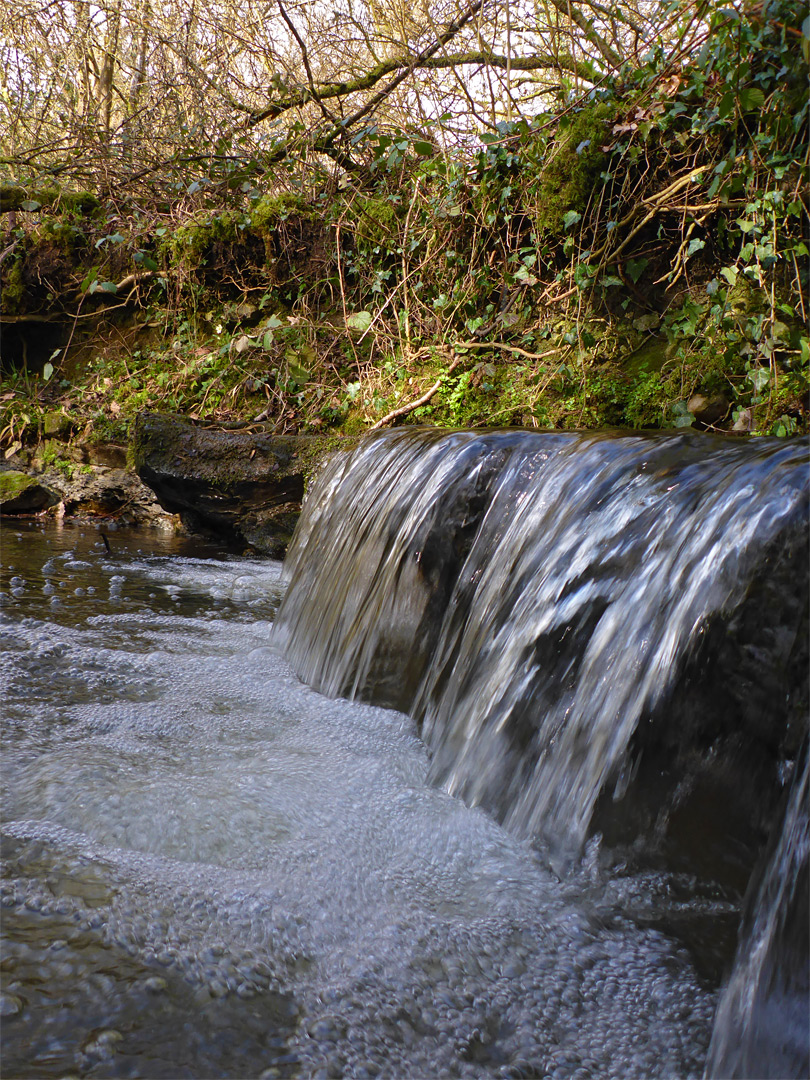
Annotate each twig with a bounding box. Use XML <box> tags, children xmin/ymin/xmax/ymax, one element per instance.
<box><xmin>453</xmin><ymin>340</ymin><xmax>560</xmax><ymax>361</ymax></box>
<box><xmin>369</xmin><ymin>355</ymin><xmax>463</xmax><ymax>431</ymax></box>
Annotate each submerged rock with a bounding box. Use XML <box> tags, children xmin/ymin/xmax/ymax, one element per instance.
<box><xmin>131</xmin><ymin>412</ymin><xmax>328</xmax><ymax>556</ymax></box>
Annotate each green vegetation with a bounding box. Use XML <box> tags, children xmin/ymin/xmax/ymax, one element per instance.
<box><xmin>1</xmin><ymin>1</ymin><xmax>807</xmax><ymax>455</ymax></box>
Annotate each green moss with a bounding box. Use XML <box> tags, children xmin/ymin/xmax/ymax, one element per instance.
<box><xmin>0</xmin><ymin>470</ymin><xmax>37</xmax><ymax>501</ymax></box>
<box><xmin>163</xmin><ymin>210</ymin><xmax>248</xmax><ymax>265</ymax></box>
<box><xmin>2</xmin><ymin>258</ymin><xmax>25</xmax><ymax>313</ymax></box>
<box><xmin>533</xmin><ymin>103</ymin><xmax>612</xmax><ymax>233</ymax></box>
<box><xmin>251</xmin><ymin>193</ymin><xmax>315</xmax><ymax>234</ymax></box>
<box><xmin>296</xmin><ymin>432</ymin><xmax>360</xmax><ymax>487</ymax></box>
<box><xmin>346</xmin><ymin>194</ymin><xmax>399</xmax><ymax>248</ymax></box>
<box><xmin>34</xmin><ymin>217</ymin><xmax>88</xmax><ymax>251</ymax></box>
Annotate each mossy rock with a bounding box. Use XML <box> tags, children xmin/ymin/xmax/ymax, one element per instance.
<box><xmin>2</xmin><ymin>259</ymin><xmax>25</xmax><ymax>313</ymax></box>
<box><xmin>131</xmin><ymin>412</ymin><xmax>354</xmax><ymax>554</ymax></box>
<box><xmin>0</xmin><ymin>470</ymin><xmax>59</xmax><ymax>513</ymax></box>
<box><xmin>533</xmin><ymin>103</ymin><xmax>613</xmax><ymax>234</ymax></box>
<box><xmin>251</xmin><ymin>193</ymin><xmax>316</xmax><ymax>234</ymax></box>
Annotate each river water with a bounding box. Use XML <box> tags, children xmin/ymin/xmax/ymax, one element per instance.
<box><xmin>1</xmin><ymin>518</ymin><xmax>721</xmax><ymax>1079</ymax></box>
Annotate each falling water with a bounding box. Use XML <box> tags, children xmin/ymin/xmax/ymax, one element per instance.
<box><xmin>275</xmin><ymin>428</ymin><xmax>809</xmax><ymax>854</ymax></box>
<box><xmin>706</xmin><ymin>742</ymin><xmax>809</xmax><ymax>1079</ymax></box>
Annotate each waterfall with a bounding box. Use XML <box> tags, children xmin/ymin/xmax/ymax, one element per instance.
<box><xmin>274</xmin><ymin>428</ymin><xmax>808</xmax><ymax>857</ymax></box>
<box><xmin>706</xmin><ymin>742</ymin><xmax>809</xmax><ymax>1079</ymax></box>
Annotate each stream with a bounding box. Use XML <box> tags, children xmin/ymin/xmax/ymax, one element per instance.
<box><xmin>1</xmin><ymin>428</ymin><xmax>808</xmax><ymax>1079</ymax></box>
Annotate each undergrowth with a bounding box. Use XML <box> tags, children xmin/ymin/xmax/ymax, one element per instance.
<box><xmin>1</xmin><ymin>0</ymin><xmax>807</xmax><ymax>450</ymax></box>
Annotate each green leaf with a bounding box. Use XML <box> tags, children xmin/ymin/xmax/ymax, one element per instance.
<box><xmin>718</xmin><ymin>92</ymin><xmax>735</xmax><ymax>119</ymax></box>
<box><xmin>42</xmin><ymin>362</ymin><xmax>54</xmax><ymax>381</ymax></box>
<box><xmin>412</xmin><ymin>141</ymin><xmax>433</xmax><ymax>156</ymax></box>
<box><xmin>748</xmin><ymin>367</ymin><xmax>770</xmax><ymax>392</ymax></box>
<box><xmin>626</xmin><ymin>258</ymin><xmax>648</xmax><ymax>284</ymax></box>
<box><xmin>262</xmin><ymin>330</ymin><xmax>275</xmax><ymax>349</ymax></box>
<box><xmin>95</xmin><ymin>232</ymin><xmax>125</xmax><ymax>248</ymax></box>
<box><xmin>80</xmin><ymin>266</ymin><xmax>100</xmax><ymax>292</ymax></box>
<box><xmin>739</xmin><ymin>87</ymin><xmax>766</xmax><ymax>111</ymax></box>
<box><xmin>346</xmin><ymin>310</ymin><xmax>374</xmax><ymax>332</ymax></box>
<box><xmin>20</xmin><ymin>200</ymin><xmax>41</xmax><ymax>212</ymax></box>
<box><xmin>563</xmin><ymin>210</ymin><xmax>581</xmax><ymax>231</ymax></box>
<box><xmin>686</xmin><ymin>238</ymin><xmax>705</xmax><ymax>258</ymax></box>
<box><xmin>720</xmin><ymin>266</ymin><xmax>738</xmax><ymax>286</ymax></box>
<box><xmin>98</xmin><ymin>281</ymin><xmax>118</xmax><ymax>294</ymax></box>
<box><xmin>133</xmin><ymin>252</ymin><xmax>159</xmax><ymax>271</ymax></box>
<box><xmin>514</xmin><ymin>265</ymin><xmax>538</xmax><ymax>285</ymax></box>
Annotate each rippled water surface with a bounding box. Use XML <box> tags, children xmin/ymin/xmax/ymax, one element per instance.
<box><xmin>1</xmin><ymin>521</ymin><xmax>719</xmax><ymax>1079</ymax></box>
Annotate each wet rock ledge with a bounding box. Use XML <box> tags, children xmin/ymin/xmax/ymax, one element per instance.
<box><xmin>131</xmin><ymin>412</ymin><xmax>334</xmax><ymax>556</ymax></box>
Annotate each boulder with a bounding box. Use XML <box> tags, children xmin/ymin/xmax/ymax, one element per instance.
<box><xmin>131</xmin><ymin>412</ymin><xmax>328</xmax><ymax>555</ymax></box>
<box><xmin>0</xmin><ymin>469</ymin><xmax>59</xmax><ymax>514</ymax></box>
<box><xmin>43</xmin><ymin>465</ymin><xmax>173</xmax><ymax>528</ymax></box>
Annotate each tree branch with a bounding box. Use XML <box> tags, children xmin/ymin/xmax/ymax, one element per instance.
<box><xmin>245</xmin><ymin>46</ymin><xmax>595</xmax><ymax>129</ymax></box>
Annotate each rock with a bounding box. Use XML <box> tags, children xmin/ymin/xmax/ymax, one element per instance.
<box><xmin>0</xmin><ymin>469</ymin><xmax>59</xmax><ymax>513</ymax></box>
<box><xmin>732</xmin><ymin>407</ymin><xmax>755</xmax><ymax>433</ymax></box>
<box><xmin>76</xmin><ymin>441</ymin><xmax>129</xmax><ymax>468</ymax></box>
<box><xmin>42</xmin><ymin>465</ymin><xmax>174</xmax><ymax>528</ymax></box>
<box><xmin>687</xmin><ymin>393</ymin><xmax>729</xmax><ymax>427</ymax></box>
<box><xmin>131</xmin><ymin>412</ymin><xmax>333</xmax><ymax>555</ymax></box>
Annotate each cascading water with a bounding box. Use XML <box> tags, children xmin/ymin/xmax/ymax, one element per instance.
<box><xmin>2</xmin><ymin>426</ymin><xmax>808</xmax><ymax>1079</ymax></box>
<box><xmin>275</xmin><ymin>429</ymin><xmax>808</xmax><ymax>855</ymax></box>
<box><xmin>706</xmin><ymin>742</ymin><xmax>809</xmax><ymax>1079</ymax></box>
<box><xmin>274</xmin><ymin>426</ymin><xmax>810</xmax><ymax>1077</ymax></box>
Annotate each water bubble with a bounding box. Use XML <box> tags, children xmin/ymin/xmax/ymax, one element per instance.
<box><xmin>0</xmin><ymin>994</ymin><xmax>23</xmax><ymax>1018</ymax></box>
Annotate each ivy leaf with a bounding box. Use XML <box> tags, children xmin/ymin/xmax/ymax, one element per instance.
<box><xmin>346</xmin><ymin>310</ymin><xmax>373</xmax><ymax>332</ymax></box>
<box><xmin>20</xmin><ymin>200</ymin><xmax>42</xmax><ymax>212</ymax></box>
<box><xmin>80</xmin><ymin>266</ymin><xmax>100</xmax><ymax>292</ymax></box>
<box><xmin>686</xmin><ymin>238</ymin><xmax>705</xmax><ymax>258</ymax></box>
<box><xmin>514</xmin><ymin>265</ymin><xmax>538</xmax><ymax>285</ymax></box>
<box><xmin>720</xmin><ymin>266</ymin><xmax>738</xmax><ymax>286</ymax></box>
<box><xmin>748</xmin><ymin>367</ymin><xmax>771</xmax><ymax>393</ymax></box>
<box><xmin>563</xmin><ymin>210</ymin><xmax>581</xmax><ymax>230</ymax></box>
<box><xmin>626</xmin><ymin>258</ymin><xmax>649</xmax><ymax>284</ymax></box>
